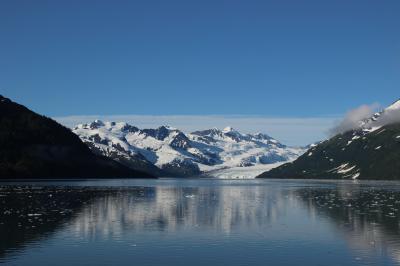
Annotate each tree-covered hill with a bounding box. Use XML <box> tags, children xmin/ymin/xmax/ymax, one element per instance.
<box><xmin>0</xmin><ymin>95</ymin><xmax>154</xmax><ymax>179</ymax></box>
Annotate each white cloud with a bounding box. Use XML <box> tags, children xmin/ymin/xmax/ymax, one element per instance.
<box><xmin>329</xmin><ymin>103</ymin><xmax>380</xmax><ymax>136</ymax></box>
<box><xmin>54</xmin><ymin>115</ymin><xmax>337</xmax><ymax>146</ymax></box>
<box><xmin>373</xmin><ymin>105</ymin><xmax>400</xmax><ymax>127</ymax></box>
<box><xmin>328</xmin><ymin>101</ymin><xmax>400</xmax><ymax>136</ymax></box>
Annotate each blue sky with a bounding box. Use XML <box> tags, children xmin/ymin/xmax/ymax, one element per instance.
<box><xmin>1</xmin><ymin>1</ymin><xmax>399</xmax><ymax>144</ymax></box>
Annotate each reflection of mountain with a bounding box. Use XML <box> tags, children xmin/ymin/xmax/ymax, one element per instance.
<box><xmin>0</xmin><ymin>186</ymin><xmax>102</xmax><ymax>260</ymax></box>
<box><xmin>0</xmin><ymin>184</ymin><xmax>293</xmax><ymax>263</ymax></box>
<box><xmin>295</xmin><ymin>183</ymin><xmax>400</xmax><ymax>263</ymax></box>
<box><xmin>70</xmin><ymin>185</ymin><xmax>290</xmax><ymax>235</ymax></box>
<box><xmin>3</xmin><ymin>181</ymin><xmax>400</xmax><ymax>265</ymax></box>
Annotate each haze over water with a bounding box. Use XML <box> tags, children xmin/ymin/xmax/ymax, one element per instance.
<box><xmin>1</xmin><ymin>179</ymin><xmax>400</xmax><ymax>266</ymax></box>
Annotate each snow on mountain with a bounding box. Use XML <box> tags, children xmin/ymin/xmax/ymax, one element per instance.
<box><xmin>355</xmin><ymin>99</ymin><xmax>400</xmax><ymax>135</ymax></box>
<box><xmin>258</xmin><ymin>99</ymin><xmax>400</xmax><ymax>180</ymax></box>
<box><xmin>386</xmin><ymin>99</ymin><xmax>400</xmax><ymax>111</ymax></box>
<box><xmin>73</xmin><ymin>121</ymin><xmax>305</xmax><ymax>178</ymax></box>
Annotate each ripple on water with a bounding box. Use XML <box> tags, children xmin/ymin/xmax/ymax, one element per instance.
<box><xmin>1</xmin><ymin>180</ymin><xmax>400</xmax><ymax>265</ymax></box>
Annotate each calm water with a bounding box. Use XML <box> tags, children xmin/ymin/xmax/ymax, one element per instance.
<box><xmin>1</xmin><ymin>179</ymin><xmax>400</xmax><ymax>265</ymax></box>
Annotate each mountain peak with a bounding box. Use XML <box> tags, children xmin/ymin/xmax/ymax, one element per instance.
<box><xmin>222</xmin><ymin>126</ymin><xmax>235</xmax><ymax>133</ymax></box>
<box><xmin>386</xmin><ymin>99</ymin><xmax>400</xmax><ymax>111</ymax></box>
<box><xmin>89</xmin><ymin>120</ymin><xmax>105</xmax><ymax>129</ymax></box>
<box><xmin>253</xmin><ymin>132</ymin><xmax>272</xmax><ymax>140</ymax></box>
<box><xmin>158</xmin><ymin>125</ymin><xmax>177</xmax><ymax>131</ymax></box>
<box><xmin>73</xmin><ymin>118</ymin><xmax>304</xmax><ymax>177</ymax></box>
<box><xmin>0</xmin><ymin>95</ymin><xmax>11</xmax><ymax>104</ymax></box>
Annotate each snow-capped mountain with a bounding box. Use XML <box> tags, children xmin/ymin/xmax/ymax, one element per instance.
<box><xmin>73</xmin><ymin>121</ymin><xmax>305</xmax><ymax>177</ymax></box>
<box><xmin>258</xmin><ymin>99</ymin><xmax>400</xmax><ymax>180</ymax></box>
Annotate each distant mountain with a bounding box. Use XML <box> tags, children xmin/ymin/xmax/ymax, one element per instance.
<box><xmin>0</xmin><ymin>96</ymin><xmax>154</xmax><ymax>179</ymax></box>
<box><xmin>73</xmin><ymin>122</ymin><xmax>304</xmax><ymax>177</ymax></box>
<box><xmin>257</xmin><ymin>100</ymin><xmax>400</xmax><ymax>180</ymax></box>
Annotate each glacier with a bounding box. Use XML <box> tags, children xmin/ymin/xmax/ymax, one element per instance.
<box><xmin>73</xmin><ymin>121</ymin><xmax>305</xmax><ymax>178</ymax></box>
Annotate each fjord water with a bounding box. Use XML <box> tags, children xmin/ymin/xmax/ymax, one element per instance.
<box><xmin>1</xmin><ymin>179</ymin><xmax>400</xmax><ymax>265</ymax></box>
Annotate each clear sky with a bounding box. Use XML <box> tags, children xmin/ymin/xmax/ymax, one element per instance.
<box><xmin>1</xmin><ymin>0</ymin><xmax>399</xmax><ymax>145</ymax></box>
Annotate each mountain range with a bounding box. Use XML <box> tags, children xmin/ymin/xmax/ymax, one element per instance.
<box><xmin>73</xmin><ymin>122</ymin><xmax>305</xmax><ymax>177</ymax></box>
<box><xmin>0</xmin><ymin>95</ymin><xmax>154</xmax><ymax>179</ymax></box>
<box><xmin>2</xmin><ymin>93</ymin><xmax>400</xmax><ymax>180</ymax></box>
<box><xmin>257</xmin><ymin>100</ymin><xmax>400</xmax><ymax>180</ymax></box>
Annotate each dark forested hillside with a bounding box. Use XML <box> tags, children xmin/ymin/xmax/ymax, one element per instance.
<box><xmin>0</xmin><ymin>95</ymin><xmax>154</xmax><ymax>179</ymax></box>
<box><xmin>257</xmin><ymin>123</ymin><xmax>400</xmax><ymax>180</ymax></box>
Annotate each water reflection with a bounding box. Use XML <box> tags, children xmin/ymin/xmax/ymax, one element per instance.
<box><xmin>0</xmin><ymin>186</ymin><xmax>99</xmax><ymax>259</ymax></box>
<box><xmin>71</xmin><ymin>186</ymin><xmax>293</xmax><ymax>237</ymax></box>
<box><xmin>1</xmin><ymin>181</ymin><xmax>400</xmax><ymax>265</ymax></box>
<box><xmin>296</xmin><ymin>185</ymin><xmax>400</xmax><ymax>263</ymax></box>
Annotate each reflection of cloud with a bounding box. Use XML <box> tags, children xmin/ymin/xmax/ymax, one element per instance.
<box><xmin>54</xmin><ymin>115</ymin><xmax>337</xmax><ymax>146</ymax></box>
